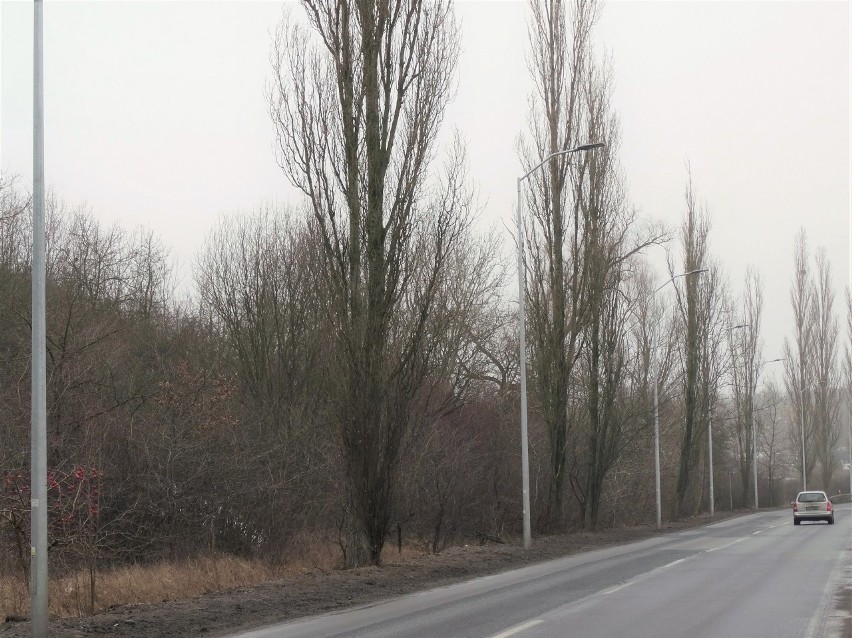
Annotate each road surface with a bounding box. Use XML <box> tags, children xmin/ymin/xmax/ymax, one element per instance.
<box><xmin>232</xmin><ymin>507</ymin><xmax>851</xmax><ymax>638</ymax></box>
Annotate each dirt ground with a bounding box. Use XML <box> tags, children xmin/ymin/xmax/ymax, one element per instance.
<box><xmin>1</xmin><ymin>512</ymin><xmax>747</xmax><ymax>638</ymax></box>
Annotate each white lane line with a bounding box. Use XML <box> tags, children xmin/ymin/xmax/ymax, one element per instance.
<box><xmin>490</xmin><ymin>619</ymin><xmax>543</xmax><ymax>638</ymax></box>
<box><xmin>705</xmin><ymin>537</ymin><xmax>747</xmax><ymax>553</ymax></box>
<box><xmin>654</xmin><ymin>558</ymin><xmax>685</xmax><ymax>572</ymax></box>
<box><xmin>602</xmin><ymin>557</ymin><xmax>688</xmax><ymax>597</ymax></box>
<box><xmin>753</xmin><ymin>530</ymin><xmax>763</xmax><ymax>535</ymax></box>
<box><xmin>601</xmin><ymin>582</ymin><xmax>631</xmax><ymax>595</ymax></box>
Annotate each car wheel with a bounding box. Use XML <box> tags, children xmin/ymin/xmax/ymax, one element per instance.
<box><xmin>794</xmin><ymin>518</ymin><xmax>801</xmax><ymax>525</ymax></box>
<box><xmin>828</xmin><ymin>517</ymin><xmax>834</xmax><ymax>525</ymax></box>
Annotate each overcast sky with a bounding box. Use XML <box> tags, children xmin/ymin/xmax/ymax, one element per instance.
<box><xmin>1</xmin><ymin>0</ymin><xmax>849</xmax><ymax>385</ymax></box>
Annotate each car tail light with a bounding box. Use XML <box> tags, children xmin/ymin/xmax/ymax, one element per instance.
<box><xmin>827</xmin><ymin>501</ymin><xmax>832</xmax><ymax>512</ymax></box>
<box><xmin>793</xmin><ymin>502</ymin><xmax>798</xmax><ymax>512</ymax></box>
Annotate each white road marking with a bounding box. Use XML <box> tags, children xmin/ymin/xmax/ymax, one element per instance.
<box><xmin>599</xmin><ymin>557</ymin><xmax>688</xmax><ymax>598</ymax></box>
<box><xmin>705</xmin><ymin>537</ymin><xmax>747</xmax><ymax>553</ymax></box>
<box><xmin>601</xmin><ymin>582</ymin><xmax>631</xmax><ymax>595</ymax></box>
<box><xmin>489</xmin><ymin>619</ymin><xmax>543</xmax><ymax>638</ymax></box>
<box><xmin>753</xmin><ymin>530</ymin><xmax>763</xmax><ymax>535</ymax></box>
<box><xmin>654</xmin><ymin>558</ymin><xmax>685</xmax><ymax>572</ymax></box>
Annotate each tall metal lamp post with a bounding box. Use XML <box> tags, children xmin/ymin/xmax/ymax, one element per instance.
<box><xmin>704</xmin><ymin>325</ymin><xmax>743</xmax><ymax>518</ymax></box>
<box><xmin>847</xmin><ymin>400</ymin><xmax>852</xmax><ymax>501</ymax></box>
<box><xmin>751</xmin><ymin>358</ymin><xmax>784</xmax><ymax>510</ymax></box>
<box><xmin>651</xmin><ymin>268</ymin><xmax>707</xmax><ymax>529</ymax></box>
<box><xmin>708</xmin><ymin>323</ymin><xmax>746</xmax><ymax>518</ymax></box>
<box><xmin>31</xmin><ymin>0</ymin><xmax>49</xmax><ymax>635</ymax></box>
<box><xmin>799</xmin><ymin>382</ymin><xmax>809</xmax><ymax>492</ymax></box>
<box><xmin>517</xmin><ymin>142</ymin><xmax>604</xmax><ymax>549</ymax></box>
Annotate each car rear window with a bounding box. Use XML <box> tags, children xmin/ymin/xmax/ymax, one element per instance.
<box><xmin>798</xmin><ymin>492</ymin><xmax>826</xmax><ymax>502</ymax></box>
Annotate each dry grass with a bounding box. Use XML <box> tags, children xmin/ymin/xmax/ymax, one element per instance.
<box><xmin>0</xmin><ymin>555</ymin><xmax>279</xmax><ymax>620</ymax></box>
<box><xmin>0</xmin><ymin>535</ymin><xmax>350</xmax><ymax>620</ymax></box>
<box><xmin>0</xmin><ymin>574</ymin><xmax>29</xmax><ymax>620</ymax></box>
<box><xmin>0</xmin><ymin>534</ymin><xmax>440</xmax><ymax>621</ymax></box>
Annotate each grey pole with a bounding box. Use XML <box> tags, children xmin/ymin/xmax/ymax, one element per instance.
<box><xmin>31</xmin><ymin>0</ymin><xmax>49</xmax><ymax>634</ymax></box>
<box><xmin>752</xmin><ymin>414</ymin><xmax>758</xmax><ymax>510</ymax></box>
<box><xmin>516</xmin><ymin>177</ymin><xmax>531</xmax><ymax>550</ymax></box>
<box><xmin>708</xmin><ymin>416</ymin><xmax>714</xmax><ymax>517</ymax></box>
<box><xmin>800</xmin><ymin>385</ymin><xmax>807</xmax><ymax>491</ymax></box>
<box><xmin>652</xmin><ymin>332</ymin><xmax>661</xmax><ymax>529</ymax></box>
<box><xmin>751</xmin><ymin>358</ymin><xmax>784</xmax><ymax>510</ymax></box>
<box><xmin>728</xmin><ymin>467</ymin><xmax>733</xmax><ymax>510</ymax></box>
<box><xmin>705</xmin><ymin>326</ymin><xmax>714</xmax><ymax>518</ymax></box>
<box><xmin>516</xmin><ymin>143</ymin><xmax>604</xmax><ymax>548</ymax></box>
<box><xmin>728</xmin><ymin>322</ymin><xmax>747</xmax><ymax>507</ymax></box>
<box><xmin>847</xmin><ymin>400</ymin><xmax>852</xmax><ymax>501</ymax></box>
<box><xmin>649</xmin><ymin>268</ymin><xmax>706</xmax><ymax>529</ymax></box>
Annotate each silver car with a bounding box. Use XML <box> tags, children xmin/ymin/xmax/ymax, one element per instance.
<box><xmin>793</xmin><ymin>490</ymin><xmax>834</xmax><ymax>525</ymax></box>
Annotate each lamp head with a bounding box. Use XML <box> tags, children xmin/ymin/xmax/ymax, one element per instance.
<box><xmin>574</xmin><ymin>142</ymin><xmax>605</xmax><ymax>152</ymax></box>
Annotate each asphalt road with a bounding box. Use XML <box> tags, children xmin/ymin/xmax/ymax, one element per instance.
<box><xmin>233</xmin><ymin>507</ymin><xmax>851</xmax><ymax>638</ymax></box>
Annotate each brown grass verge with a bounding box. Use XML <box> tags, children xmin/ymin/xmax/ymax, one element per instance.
<box><xmin>0</xmin><ymin>534</ymin><xmax>357</xmax><ymax>621</ymax></box>
<box><xmin>1</xmin><ymin>555</ymin><xmax>275</xmax><ymax>620</ymax></box>
<box><xmin>0</xmin><ymin>533</ymin><xmax>437</xmax><ymax>621</ymax></box>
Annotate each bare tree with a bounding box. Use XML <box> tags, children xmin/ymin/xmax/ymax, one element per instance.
<box><xmin>756</xmin><ymin>381</ymin><xmax>785</xmax><ymax>506</ymax></box>
<box><xmin>574</xmin><ymin>59</ymin><xmax>665</xmax><ymax>529</ymax></box>
<box><xmin>669</xmin><ymin>170</ymin><xmax>710</xmax><ymax>518</ymax></box>
<box><xmin>196</xmin><ymin>206</ymin><xmax>327</xmax><ymax>434</ymax></box>
<box><xmin>269</xmin><ymin>0</ymin><xmax>469</xmax><ymax>566</ymax></box>
<box><xmin>520</xmin><ymin>0</ymin><xmax>599</xmax><ymax>530</ymax></box>
<box><xmin>783</xmin><ymin>229</ymin><xmax>816</xmax><ymax>488</ymax></box>
<box><xmin>697</xmin><ymin>266</ymin><xmax>729</xmax><ymax>513</ymax></box>
<box><xmin>810</xmin><ymin>248</ymin><xmax>840</xmax><ymax>490</ymax></box>
<box><xmin>730</xmin><ymin>267</ymin><xmax>763</xmax><ymax>507</ymax></box>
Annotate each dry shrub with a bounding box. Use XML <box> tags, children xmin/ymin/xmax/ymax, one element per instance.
<box><xmin>276</xmin><ymin>532</ymin><xmax>341</xmax><ymax>571</ymax></box>
<box><xmin>79</xmin><ymin>556</ymin><xmax>276</xmax><ymax>611</ymax></box>
<box><xmin>382</xmin><ymin>544</ymin><xmax>427</xmax><ymax>564</ymax></box>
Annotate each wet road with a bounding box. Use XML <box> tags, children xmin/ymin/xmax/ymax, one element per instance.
<box><xmin>233</xmin><ymin>507</ymin><xmax>851</xmax><ymax>638</ymax></box>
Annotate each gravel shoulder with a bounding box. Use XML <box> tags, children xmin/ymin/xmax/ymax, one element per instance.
<box><xmin>1</xmin><ymin>512</ymin><xmax>748</xmax><ymax>638</ymax></box>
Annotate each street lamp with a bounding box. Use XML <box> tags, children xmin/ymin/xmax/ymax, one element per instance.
<box><xmin>651</xmin><ymin>268</ymin><xmax>707</xmax><ymax>529</ymax></box>
<box><xmin>728</xmin><ymin>466</ymin><xmax>734</xmax><ymax>510</ymax></box>
<box><xmin>31</xmin><ymin>1</ymin><xmax>49</xmax><ymax>636</ymax></box>
<box><xmin>516</xmin><ymin>142</ymin><xmax>604</xmax><ymax>549</ymax></box>
<box><xmin>752</xmin><ymin>358</ymin><xmax>784</xmax><ymax>510</ymax></box>
<box><xmin>847</xmin><ymin>399</ymin><xmax>852</xmax><ymax>501</ymax></box>
<box><xmin>708</xmin><ymin>323</ymin><xmax>746</xmax><ymax>518</ymax></box>
<box><xmin>800</xmin><ymin>384</ymin><xmax>808</xmax><ymax>491</ymax></box>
